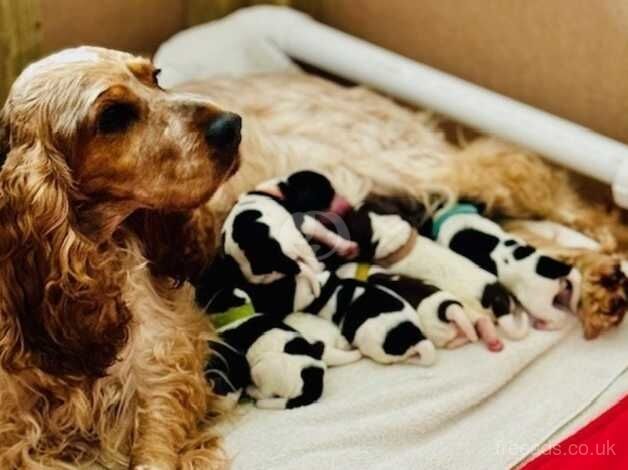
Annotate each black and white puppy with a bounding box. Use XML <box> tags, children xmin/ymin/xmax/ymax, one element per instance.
<box><xmin>432</xmin><ymin>203</ymin><xmax>582</xmax><ymax>330</ymax></box>
<box><xmin>199</xmin><ymin>287</ymin><xmax>327</xmax><ymax>410</ymax></box>
<box><xmin>219</xmin><ymin>313</ymin><xmax>327</xmax><ymax>410</ymax></box>
<box><xmin>221</xmin><ymin>170</ymin><xmax>358</xmax><ymax>304</ymax></box>
<box><xmin>339</xmin><ymin>197</ymin><xmax>529</xmax><ymax>350</ymax></box>
<box><xmin>336</xmin><ymin>263</ymin><xmax>478</xmax><ymax>349</ymax></box>
<box><xmin>305</xmin><ymin>271</ymin><xmax>437</xmax><ymax>366</ymax></box>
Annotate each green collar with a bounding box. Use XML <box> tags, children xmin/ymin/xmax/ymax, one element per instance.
<box><xmin>431</xmin><ymin>203</ymin><xmax>479</xmax><ymax>239</ymax></box>
<box><xmin>210</xmin><ymin>303</ymin><xmax>255</xmax><ymax>329</ymax></box>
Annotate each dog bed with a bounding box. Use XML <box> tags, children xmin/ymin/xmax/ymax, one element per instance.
<box><xmin>155</xmin><ymin>10</ymin><xmax>628</xmax><ymax>469</ymax></box>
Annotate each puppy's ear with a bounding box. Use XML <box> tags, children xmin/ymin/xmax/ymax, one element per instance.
<box><xmin>0</xmin><ymin>139</ymin><xmax>130</xmax><ymax>378</ymax></box>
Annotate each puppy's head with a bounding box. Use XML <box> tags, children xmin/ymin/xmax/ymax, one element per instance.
<box><xmin>279</xmin><ymin>170</ymin><xmax>351</xmax><ymax>215</ymax></box>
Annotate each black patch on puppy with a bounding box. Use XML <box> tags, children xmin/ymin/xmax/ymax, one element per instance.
<box><xmin>449</xmin><ymin>229</ymin><xmax>500</xmax><ymax>275</ymax></box>
<box><xmin>205</xmin><ymin>341</ymin><xmax>251</xmax><ymax>395</ymax></box>
<box><xmin>361</xmin><ymin>193</ymin><xmax>429</xmax><ymax>231</ymax></box>
<box><xmin>241</xmin><ymin>276</ymin><xmax>299</xmax><ymax>317</ymax></box>
<box><xmin>437</xmin><ymin>300</ymin><xmax>462</xmax><ymax>323</ymax></box>
<box><xmin>481</xmin><ymin>282</ymin><xmax>514</xmax><ymax>318</ymax></box>
<box><xmin>368</xmin><ymin>273</ymin><xmax>439</xmax><ymax>309</ymax></box>
<box><xmin>382</xmin><ymin>321</ymin><xmax>425</xmax><ymax>356</ymax></box>
<box><xmin>340</xmin><ymin>207</ymin><xmax>377</xmax><ymax>263</ymax></box>
<box><xmin>341</xmin><ymin>283</ymin><xmax>405</xmax><ymax>343</ymax></box>
<box><xmin>280</xmin><ymin>170</ymin><xmax>336</xmax><ymax>213</ymax></box>
<box><xmin>504</xmin><ymin>239</ymin><xmax>517</xmax><ymax>247</ymax></box>
<box><xmin>536</xmin><ymin>256</ymin><xmax>572</xmax><ymax>279</ymax></box>
<box><xmin>232</xmin><ymin>209</ymin><xmax>300</xmax><ymax>277</ymax></box>
<box><xmin>286</xmin><ymin>366</ymin><xmax>325</xmax><ymax>409</ymax></box>
<box><xmin>195</xmin><ymin>252</ymin><xmax>243</xmax><ymax>311</ymax></box>
<box><xmin>513</xmin><ymin>245</ymin><xmax>536</xmax><ymax>260</ymax></box>
<box><xmin>220</xmin><ymin>315</ymin><xmax>292</xmax><ymax>353</ymax></box>
<box><xmin>284</xmin><ymin>337</ymin><xmax>325</xmax><ymax>360</ymax></box>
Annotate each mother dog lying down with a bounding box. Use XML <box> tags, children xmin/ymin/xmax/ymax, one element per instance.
<box><xmin>0</xmin><ymin>47</ymin><xmax>626</xmax><ymax>469</ymax></box>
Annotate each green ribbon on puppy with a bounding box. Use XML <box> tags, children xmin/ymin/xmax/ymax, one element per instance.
<box><xmin>210</xmin><ymin>303</ymin><xmax>256</xmax><ymax>329</ymax></box>
<box><xmin>431</xmin><ymin>203</ymin><xmax>479</xmax><ymax>239</ymax></box>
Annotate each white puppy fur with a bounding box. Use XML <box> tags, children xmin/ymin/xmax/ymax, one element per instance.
<box><xmin>312</xmin><ymin>271</ymin><xmax>437</xmax><ymax>366</ymax></box>
<box><xmin>385</xmin><ymin>227</ymin><xmax>527</xmax><ymax>348</ymax></box>
<box><xmin>436</xmin><ymin>212</ymin><xmax>581</xmax><ymax>330</ymax></box>
<box><xmin>284</xmin><ymin>312</ymin><xmax>363</xmax><ymax>366</ymax></box>
<box><xmin>222</xmin><ymin>192</ymin><xmax>322</xmax><ymax>295</ymax></box>
<box><xmin>246</xmin><ymin>353</ymin><xmax>326</xmax><ymax>410</ymax></box>
<box><xmin>337</xmin><ymin>263</ymin><xmax>478</xmax><ymax>348</ymax></box>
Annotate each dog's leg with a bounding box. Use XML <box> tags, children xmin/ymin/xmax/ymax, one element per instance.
<box><xmin>449</xmin><ymin>139</ymin><xmax>628</xmax><ymax>251</ymax></box>
<box><xmin>129</xmin><ymin>314</ymin><xmax>221</xmax><ymax>470</ymax></box>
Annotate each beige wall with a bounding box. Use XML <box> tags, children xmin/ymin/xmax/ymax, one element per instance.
<box><xmin>9</xmin><ymin>1</ymin><xmax>628</xmax><ymax>143</ymax></box>
<box><xmin>40</xmin><ymin>0</ymin><xmax>185</xmax><ymax>55</ymax></box>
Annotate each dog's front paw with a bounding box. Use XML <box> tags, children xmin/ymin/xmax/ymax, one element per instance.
<box><xmin>576</xmin><ymin>253</ymin><xmax>627</xmax><ymax>339</ymax></box>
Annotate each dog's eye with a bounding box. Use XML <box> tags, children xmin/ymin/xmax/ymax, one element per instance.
<box><xmin>98</xmin><ymin>103</ymin><xmax>138</xmax><ymax>134</ymax></box>
<box><xmin>152</xmin><ymin>68</ymin><xmax>162</xmax><ymax>88</ymax></box>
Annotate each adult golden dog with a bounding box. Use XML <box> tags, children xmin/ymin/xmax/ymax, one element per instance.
<box><xmin>0</xmin><ymin>47</ymin><xmax>625</xmax><ymax>469</ymax></box>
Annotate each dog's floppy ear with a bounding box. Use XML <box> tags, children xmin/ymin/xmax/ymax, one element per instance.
<box><xmin>0</xmin><ymin>108</ymin><xmax>8</xmax><ymax>168</ymax></box>
<box><xmin>0</xmin><ymin>139</ymin><xmax>130</xmax><ymax>378</ymax></box>
<box><xmin>127</xmin><ymin>209</ymin><xmax>215</xmax><ymax>284</ymax></box>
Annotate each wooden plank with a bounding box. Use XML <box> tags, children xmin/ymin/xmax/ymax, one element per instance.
<box><xmin>0</xmin><ymin>0</ymin><xmax>42</xmax><ymax>104</ymax></box>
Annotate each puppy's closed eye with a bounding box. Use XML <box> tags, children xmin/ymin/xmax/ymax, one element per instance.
<box><xmin>98</xmin><ymin>103</ymin><xmax>138</xmax><ymax>134</ymax></box>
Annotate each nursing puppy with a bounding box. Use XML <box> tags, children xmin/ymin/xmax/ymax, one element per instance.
<box><xmin>219</xmin><ymin>313</ymin><xmax>326</xmax><ymax>410</ymax></box>
<box><xmin>336</xmin><ymin>263</ymin><xmax>478</xmax><ymax>349</ymax></box>
<box><xmin>221</xmin><ymin>170</ymin><xmax>358</xmax><ymax>301</ymax></box>
<box><xmin>305</xmin><ymin>271</ymin><xmax>437</xmax><ymax>366</ymax></box>
<box><xmin>340</xmin><ymin>198</ymin><xmax>529</xmax><ymax>349</ymax></box>
<box><xmin>198</xmin><ymin>287</ymin><xmax>327</xmax><ymax>409</ymax></box>
<box><xmin>432</xmin><ymin>203</ymin><xmax>582</xmax><ymax>330</ymax></box>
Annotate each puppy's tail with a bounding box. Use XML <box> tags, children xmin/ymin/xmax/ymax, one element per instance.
<box><xmin>323</xmin><ymin>347</ymin><xmax>362</xmax><ymax>366</ymax></box>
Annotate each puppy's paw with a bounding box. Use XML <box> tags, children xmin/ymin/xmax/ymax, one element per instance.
<box><xmin>575</xmin><ymin>253</ymin><xmax>627</xmax><ymax>339</ymax></box>
<box><xmin>337</xmin><ymin>240</ymin><xmax>359</xmax><ymax>259</ymax></box>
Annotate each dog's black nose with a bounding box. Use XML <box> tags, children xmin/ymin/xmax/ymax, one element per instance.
<box><xmin>205</xmin><ymin>112</ymin><xmax>242</xmax><ymax>150</ymax></box>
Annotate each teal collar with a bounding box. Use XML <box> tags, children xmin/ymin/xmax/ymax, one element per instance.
<box><xmin>210</xmin><ymin>302</ymin><xmax>255</xmax><ymax>329</ymax></box>
<box><xmin>431</xmin><ymin>203</ymin><xmax>479</xmax><ymax>239</ymax></box>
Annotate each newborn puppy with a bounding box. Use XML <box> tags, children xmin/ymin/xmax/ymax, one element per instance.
<box><xmin>199</xmin><ymin>287</ymin><xmax>327</xmax><ymax>409</ymax></box>
<box><xmin>341</xmin><ymin>198</ymin><xmax>529</xmax><ymax>350</ymax></box>
<box><xmin>336</xmin><ymin>263</ymin><xmax>478</xmax><ymax>349</ymax></box>
<box><xmin>306</xmin><ymin>271</ymin><xmax>437</xmax><ymax>366</ymax></box>
<box><xmin>221</xmin><ymin>170</ymin><xmax>358</xmax><ymax>300</ymax></box>
<box><xmin>220</xmin><ymin>313</ymin><xmax>327</xmax><ymax>410</ymax></box>
<box><xmin>432</xmin><ymin>203</ymin><xmax>582</xmax><ymax>330</ymax></box>
<box><xmin>254</xmin><ymin>170</ymin><xmax>359</xmax><ymax>259</ymax></box>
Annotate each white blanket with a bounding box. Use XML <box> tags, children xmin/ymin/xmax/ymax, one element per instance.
<box><xmin>218</xmin><ymin>323</ymin><xmax>627</xmax><ymax>470</ymax></box>
<box><xmin>155</xmin><ymin>8</ymin><xmax>628</xmax><ymax>469</ymax></box>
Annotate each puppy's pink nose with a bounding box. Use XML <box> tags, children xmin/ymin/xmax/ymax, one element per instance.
<box><xmin>205</xmin><ymin>112</ymin><xmax>242</xmax><ymax>151</ymax></box>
